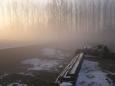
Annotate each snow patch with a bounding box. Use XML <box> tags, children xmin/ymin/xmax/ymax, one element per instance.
<box><xmin>60</xmin><ymin>82</ymin><xmax>72</xmax><ymax>86</ymax></box>
<box><xmin>22</xmin><ymin>58</ymin><xmax>60</xmax><ymax>71</ymax></box>
<box><xmin>76</xmin><ymin>60</ymin><xmax>114</xmax><ymax>86</ymax></box>
<box><xmin>7</xmin><ymin>83</ymin><xmax>27</xmax><ymax>86</ymax></box>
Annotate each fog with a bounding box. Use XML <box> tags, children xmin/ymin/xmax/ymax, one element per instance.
<box><xmin>0</xmin><ymin>0</ymin><xmax>115</xmax><ymax>50</ymax></box>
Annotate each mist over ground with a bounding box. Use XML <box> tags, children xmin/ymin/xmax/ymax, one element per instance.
<box><xmin>0</xmin><ymin>0</ymin><xmax>115</xmax><ymax>50</ymax></box>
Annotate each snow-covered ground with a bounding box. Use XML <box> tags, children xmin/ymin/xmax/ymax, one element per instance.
<box><xmin>7</xmin><ymin>83</ymin><xmax>27</xmax><ymax>86</ymax></box>
<box><xmin>60</xmin><ymin>82</ymin><xmax>73</xmax><ymax>86</ymax></box>
<box><xmin>22</xmin><ymin>58</ymin><xmax>62</xmax><ymax>71</ymax></box>
<box><xmin>76</xmin><ymin>60</ymin><xmax>114</xmax><ymax>86</ymax></box>
<box><xmin>21</xmin><ymin>48</ymin><xmax>69</xmax><ymax>71</ymax></box>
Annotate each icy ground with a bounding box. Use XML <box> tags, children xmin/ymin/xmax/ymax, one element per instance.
<box><xmin>76</xmin><ymin>60</ymin><xmax>114</xmax><ymax>86</ymax></box>
<box><xmin>22</xmin><ymin>58</ymin><xmax>61</xmax><ymax>71</ymax></box>
<box><xmin>21</xmin><ymin>48</ymin><xmax>70</xmax><ymax>71</ymax></box>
